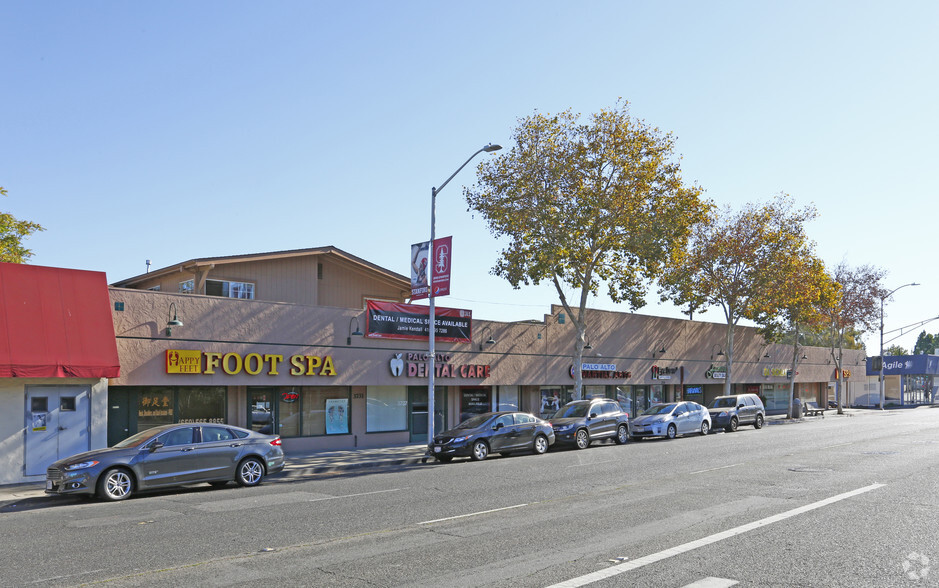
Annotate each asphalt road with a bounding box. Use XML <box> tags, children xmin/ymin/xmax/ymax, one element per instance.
<box><xmin>2</xmin><ymin>408</ymin><xmax>937</xmax><ymax>587</ymax></box>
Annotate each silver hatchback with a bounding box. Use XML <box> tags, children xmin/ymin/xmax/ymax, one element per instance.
<box><xmin>630</xmin><ymin>402</ymin><xmax>711</xmax><ymax>439</ymax></box>
<box><xmin>46</xmin><ymin>423</ymin><xmax>285</xmax><ymax>501</ymax></box>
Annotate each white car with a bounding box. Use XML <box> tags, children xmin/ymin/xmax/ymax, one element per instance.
<box><xmin>630</xmin><ymin>402</ymin><xmax>710</xmax><ymax>440</ymax></box>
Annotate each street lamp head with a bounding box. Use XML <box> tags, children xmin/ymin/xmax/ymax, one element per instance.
<box><xmin>483</xmin><ymin>144</ymin><xmax>502</xmax><ymax>153</ymax></box>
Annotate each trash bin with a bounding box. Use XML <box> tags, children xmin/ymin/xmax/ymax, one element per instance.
<box><xmin>791</xmin><ymin>397</ymin><xmax>803</xmax><ymax>419</ymax></box>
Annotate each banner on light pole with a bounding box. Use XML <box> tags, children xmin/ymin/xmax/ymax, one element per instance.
<box><xmin>410</xmin><ymin>236</ymin><xmax>452</xmax><ymax>300</ymax></box>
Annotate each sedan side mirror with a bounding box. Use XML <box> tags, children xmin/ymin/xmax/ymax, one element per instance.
<box><xmin>589</xmin><ymin>413</ymin><xmax>599</xmax><ymax>419</ymax></box>
<box><xmin>148</xmin><ymin>441</ymin><xmax>164</xmax><ymax>452</ymax></box>
<box><xmin>493</xmin><ymin>422</ymin><xmax>504</xmax><ymax>430</ymax></box>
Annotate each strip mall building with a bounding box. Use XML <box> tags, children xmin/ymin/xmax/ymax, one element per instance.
<box><xmin>1</xmin><ymin>247</ymin><xmax>871</xmax><ymax>485</ymax></box>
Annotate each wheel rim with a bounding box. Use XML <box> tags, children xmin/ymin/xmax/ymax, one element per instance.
<box><xmin>701</xmin><ymin>422</ymin><xmax>709</xmax><ymax>435</ymax></box>
<box><xmin>535</xmin><ymin>436</ymin><xmax>547</xmax><ymax>454</ymax></box>
<box><xmin>576</xmin><ymin>430</ymin><xmax>589</xmax><ymax>448</ymax></box>
<box><xmin>106</xmin><ymin>471</ymin><xmax>131</xmax><ymax>499</ymax></box>
<box><xmin>618</xmin><ymin>425</ymin><xmax>628</xmax><ymax>443</ymax></box>
<box><xmin>474</xmin><ymin>442</ymin><xmax>488</xmax><ymax>460</ymax></box>
<box><xmin>240</xmin><ymin>460</ymin><xmax>263</xmax><ymax>485</ymax></box>
<box><xmin>667</xmin><ymin>424</ymin><xmax>676</xmax><ymax>439</ymax></box>
<box><xmin>756</xmin><ymin>415</ymin><xmax>764</xmax><ymax>428</ymax></box>
<box><xmin>730</xmin><ymin>418</ymin><xmax>738</xmax><ymax>431</ymax></box>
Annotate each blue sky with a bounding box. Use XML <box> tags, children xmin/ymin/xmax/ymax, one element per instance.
<box><xmin>3</xmin><ymin>1</ymin><xmax>937</xmax><ymax>353</ymax></box>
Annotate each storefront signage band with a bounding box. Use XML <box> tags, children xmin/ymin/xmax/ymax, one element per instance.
<box><xmin>166</xmin><ymin>350</ymin><xmax>338</xmax><ymax>377</ymax></box>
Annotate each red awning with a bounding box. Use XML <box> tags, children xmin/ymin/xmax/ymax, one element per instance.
<box><xmin>0</xmin><ymin>263</ymin><xmax>120</xmax><ymax>378</ymax></box>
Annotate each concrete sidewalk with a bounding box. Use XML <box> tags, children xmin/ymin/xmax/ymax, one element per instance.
<box><xmin>0</xmin><ymin>407</ymin><xmax>869</xmax><ymax>510</ymax></box>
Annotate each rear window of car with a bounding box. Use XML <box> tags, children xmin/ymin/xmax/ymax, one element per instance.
<box><xmin>515</xmin><ymin>413</ymin><xmax>534</xmax><ymax>424</ymax></box>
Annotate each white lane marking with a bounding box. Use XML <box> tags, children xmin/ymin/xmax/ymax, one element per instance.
<box><xmin>567</xmin><ymin>459</ymin><xmax>615</xmax><ymax>468</ymax></box>
<box><xmin>822</xmin><ymin>442</ymin><xmax>852</xmax><ymax>449</ymax></box>
<box><xmin>682</xmin><ymin>577</ymin><xmax>739</xmax><ymax>587</ymax></box>
<box><xmin>418</xmin><ymin>503</ymin><xmax>528</xmax><ymax>525</ymax></box>
<box><xmin>308</xmin><ymin>488</ymin><xmax>401</xmax><ymax>502</ymax></box>
<box><xmin>546</xmin><ymin>483</ymin><xmax>885</xmax><ymax>588</ymax></box>
<box><xmin>690</xmin><ymin>464</ymin><xmax>742</xmax><ymax>475</ymax></box>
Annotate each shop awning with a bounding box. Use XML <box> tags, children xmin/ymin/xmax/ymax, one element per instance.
<box><xmin>0</xmin><ymin>263</ymin><xmax>120</xmax><ymax>378</ymax></box>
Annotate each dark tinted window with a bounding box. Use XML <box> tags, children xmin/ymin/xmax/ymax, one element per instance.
<box><xmin>201</xmin><ymin>426</ymin><xmax>236</xmax><ymax>442</ymax></box>
<box><xmin>160</xmin><ymin>427</ymin><xmax>195</xmax><ymax>447</ymax></box>
<box><xmin>602</xmin><ymin>403</ymin><xmax>618</xmax><ymax>414</ymax></box>
<box><xmin>494</xmin><ymin>414</ymin><xmax>514</xmax><ymax>428</ymax></box>
<box><xmin>554</xmin><ymin>403</ymin><xmax>590</xmax><ymax>418</ymax></box>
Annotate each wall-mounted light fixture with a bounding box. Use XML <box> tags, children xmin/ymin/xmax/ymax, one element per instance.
<box><xmin>652</xmin><ymin>340</ymin><xmax>667</xmax><ymax>358</ymax></box>
<box><xmin>479</xmin><ymin>326</ymin><xmax>496</xmax><ymax>351</ymax></box>
<box><xmin>583</xmin><ymin>337</ymin><xmax>592</xmax><ymax>350</ymax></box>
<box><xmin>166</xmin><ymin>302</ymin><xmax>183</xmax><ymax>337</ymax></box>
<box><xmin>710</xmin><ymin>344</ymin><xmax>724</xmax><ymax>360</ymax></box>
<box><xmin>347</xmin><ymin>316</ymin><xmax>363</xmax><ymax>346</ymax></box>
<box><xmin>800</xmin><ymin>352</ymin><xmax>808</xmax><ymax>361</ymax></box>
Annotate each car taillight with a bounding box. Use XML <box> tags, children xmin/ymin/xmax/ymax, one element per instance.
<box><xmin>269</xmin><ymin>437</ymin><xmax>282</xmax><ymax>446</ymax></box>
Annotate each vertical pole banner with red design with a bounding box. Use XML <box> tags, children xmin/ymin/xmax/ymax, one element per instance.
<box><xmin>410</xmin><ymin>236</ymin><xmax>452</xmax><ymax>300</ymax></box>
<box><xmin>430</xmin><ymin>235</ymin><xmax>452</xmax><ymax>297</ymax></box>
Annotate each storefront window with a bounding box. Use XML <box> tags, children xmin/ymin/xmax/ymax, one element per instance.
<box><xmin>497</xmin><ymin>386</ymin><xmax>518</xmax><ymax>411</ymax></box>
<box><xmin>584</xmin><ymin>386</ymin><xmax>607</xmax><ymax>399</ymax></box>
<box><xmin>613</xmin><ymin>386</ymin><xmax>632</xmax><ymax>415</ymax></box>
<box><xmin>177</xmin><ymin>387</ymin><xmax>226</xmax><ymax>423</ymax></box>
<box><xmin>366</xmin><ymin>386</ymin><xmax>407</xmax><ymax>432</ymax></box>
<box><xmin>460</xmin><ymin>387</ymin><xmax>492</xmax><ymax>422</ymax></box>
<box><xmin>278</xmin><ymin>387</ymin><xmax>302</xmax><ymax>437</ymax></box>
<box><xmin>137</xmin><ymin>387</ymin><xmax>175</xmax><ymax>429</ymax></box>
<box><xmin>302</xmin><ymin>387</ymin><xmax>351</xmax><ymax>436</ymax></box>
<box><xmin>539</xmin><ymin>386</ymin><xmax>571</xmax><ymax>419</ymax></box>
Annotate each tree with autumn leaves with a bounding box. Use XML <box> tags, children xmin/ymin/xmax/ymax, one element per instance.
<box><xmin>465</xmin><ymin>101</ymin><xmax>710</xmax><ymax>399</ymax></box>
<box><xmin>659</xmin><ymin>194</ymin><xmax>821</xmax><ymax>410</ymax></box>
<box><xmin>824</xmin><ymin>262</ymin><xmax>886</xmax><ymax>414</ymax></box>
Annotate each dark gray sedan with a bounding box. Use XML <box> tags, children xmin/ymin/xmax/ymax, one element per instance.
<box><xmin>430</xmin><ymin>411</ymin><xmax>555</xmax><ymax>462</ymax></box>
<box><xmin>45</xmin><ymin>423</ymin><xmax>285</xmax><ymax>501</ymax></box>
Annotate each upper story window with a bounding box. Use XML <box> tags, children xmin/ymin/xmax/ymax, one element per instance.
<box><xmin>178</xmin><ymin>279</ymin><xmax>255</xmax><ymax>299</ymax></box>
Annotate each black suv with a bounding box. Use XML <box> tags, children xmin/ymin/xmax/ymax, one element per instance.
<box><xmin>549</xmin><ymin>398</ymin><xmax>630</xmax><ymax>449</ymax></box>
<box><xmin>706</xmin><ymin>393</ymin><xmax>765</xmax><ymax>432</ymax></box>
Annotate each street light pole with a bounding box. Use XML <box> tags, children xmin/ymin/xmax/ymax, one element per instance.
<box><xmin>427</xmin><ymin>144</ymin><xmax>501</xmax><ymax>449</ymax></box>
<box><xmin>879</xmin><ymin>282</ymin><xmax>919</xmax><ymax>410</ymax></box>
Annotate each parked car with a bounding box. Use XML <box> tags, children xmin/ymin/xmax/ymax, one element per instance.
<box><xmin>630</xmin><ymin>402</ymin><xmax>710</xmax><ymax>440</ymax></box>
<box><xmin>45</xmin><ymin>423</ymin><xmax>285</xmax><ymax>501</ymax></box>
<box><xmin>549</xmin><ymin>398</ymin><xmax>630</xmax><ymax>449</ymax></box>
<box><xmin>707</xmin><ymin>393</ymin><xmax>765</xmax><ymax>432</ymax></box>
<box><xmin>429</xmin><ymin>411</ymin><xmax>555</xmax><ymax>462</ymax></box>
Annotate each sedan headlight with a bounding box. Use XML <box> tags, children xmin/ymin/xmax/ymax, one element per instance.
<box><xmin>63</xmin><ymin>460</ymin><xmax>99</xmax><ymax>471</ymax></box>
<box><xmin>451</xmin><ymin>436</ymin><xmax>470</xmax><ymax>443</ymax></box>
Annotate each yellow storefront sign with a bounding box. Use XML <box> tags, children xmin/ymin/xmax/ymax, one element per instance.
<box><xmin>166</xmin><ymin>350</ymin><xmax>203</xmax><ymax>374</ymax></box>
<box><xmin>166</xmin><ymin>349</ymin><xmax>337</xmax><ymax>377</ymax></box>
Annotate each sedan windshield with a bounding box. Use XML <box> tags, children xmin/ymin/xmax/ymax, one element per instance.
<box><xmin>553</xmin><ymin>403</ymin><xmax>589</xmax><ymax>419</ymax></box>
<box><xmin>456</xmin><ymin>414</ymin><xmax>493</xmax><ymax>429</ymax></box>
<box><xmin>641</xmin><ymin>404</ymin><xmax>677</xmax><ymax>416</ymax></box>
<box><xmin>708</xmin><ymin>397</ymin><xmax>737</xmax><ymax>409</ymax></box>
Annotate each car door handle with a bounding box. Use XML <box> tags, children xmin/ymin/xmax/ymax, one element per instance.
<box><xmin>180</xmin><ymin>447</ymin><xmax>194</xmax><ymax>452</ymax></box>
<box><xmin>229</xmin><ymin>443</ymin><xmax>243</xmax><ymax>447</ymax></box>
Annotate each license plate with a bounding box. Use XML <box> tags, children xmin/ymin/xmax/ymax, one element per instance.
<box><xmin>433</xmin><ymin>446</ymin><xmax>441</xmax><ymax>453</ymax></box>
<box><xmin>46</xmin><ymin>480</ymin><xmax>53</xmax><ymax>490</ymax></box>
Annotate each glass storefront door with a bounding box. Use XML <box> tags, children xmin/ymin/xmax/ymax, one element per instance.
<box><xmin>409</xmin><ymin>386</ymin><xmax>445</xmax><ymax>442</ymax></box>
<box><xmin>249</xmin><ymin>388</ymin><xmax>276</xmax><ymax>434</ymax></box>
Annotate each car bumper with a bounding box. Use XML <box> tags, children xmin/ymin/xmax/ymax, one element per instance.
<box><xmin>710</xmin><ymin>415</ymin><xmax>732</xmax><ymax>427</ymax></box>
<box><xmin>630</xmin><ymin>423</ymin><xmax>667</xmax><ymax>437</ymax></box>
<box><xmin>428</xmin><ymin>442</ymin><xmax>473</xmax><ymax>458</ymax></box>
<box><xmin>45</xmin><ymin>468</ymin><xmax>100</xmax><ymax>496</ymax></box>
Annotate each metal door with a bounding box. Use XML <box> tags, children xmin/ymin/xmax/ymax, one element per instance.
<box><xmin>107</xmin><ymin>388</ymin><xmax>133</xmax><ymax>446</ymax></box>
<box><xmin>25</xmin><ymin>386</ymin><xmax>90</xmax><ymax>476</ymax></box>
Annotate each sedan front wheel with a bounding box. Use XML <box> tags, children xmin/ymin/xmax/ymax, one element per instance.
<box><xmin>471</xmin><ymin>440</ymin><xmax>490</xmax><ymax>461</ymax></box>
<box><xmin>700</xmin><ymin>421</ymin><xmax>710</xmax><ymax>436</ymax></box>
<box><xmin>97</xmin><ymin>468</ymin><xmax>134</xmax><ymax>501</ymax></box>
<box><xmin>666</xmin><ymin>423</ymin><xmax>678</xmax><ymax>439</ymax></box>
